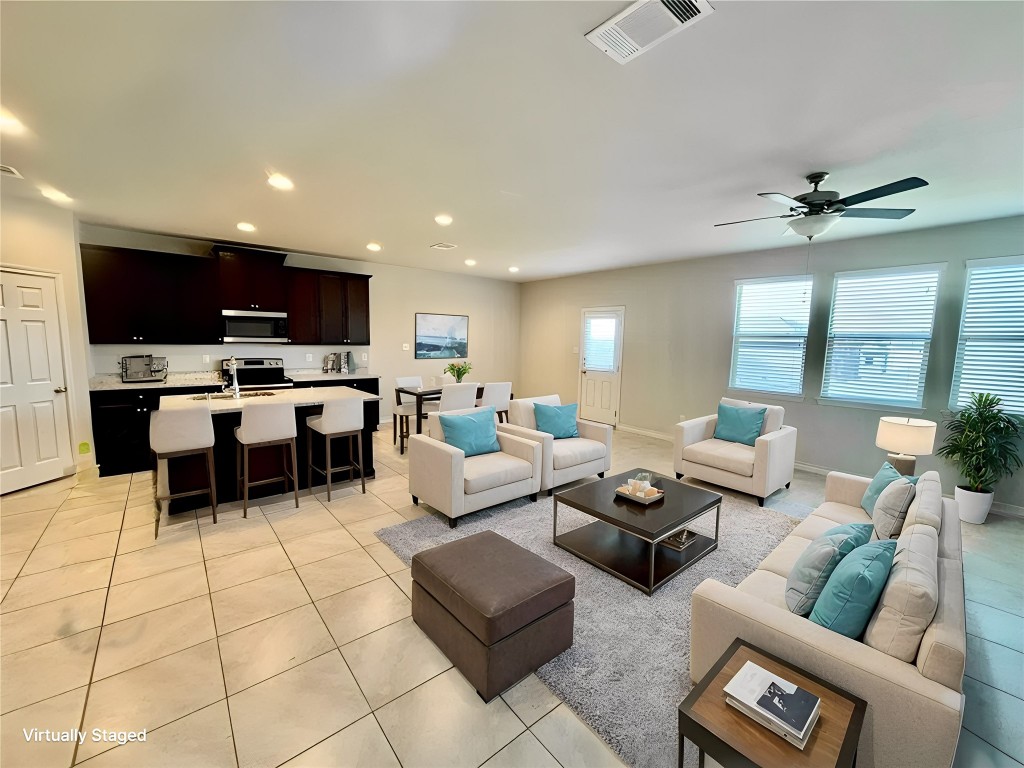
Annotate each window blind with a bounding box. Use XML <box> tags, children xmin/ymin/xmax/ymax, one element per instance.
<box><xmin>729</xmin><ymin>277</ymin><xmax>813</xmax><ymax>396</ymax></box>
<box><xmin>821</xmin><ymin>266</ymin><xmax>940</xmax><ymax>407</ymax></box>
<box><xmin>582</xmin><ymin>314</ymin><xmax>618</xmax><ymax>372</ymax></box>
<box><xmin>949</xmin><ymin>259</ymin><xmax>1024</xmax><ymax>415</ymax></box>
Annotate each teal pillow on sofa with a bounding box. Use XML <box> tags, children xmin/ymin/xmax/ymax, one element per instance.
<box><xmin>861</xmin><ymin>462</ymin><xmax>918</xmax><ymax>515</ymax></box>
<box><xmin>534</xmin><ymin>403</ymin><xmax>579</xmax><ymax>439</ymax></box>
<box><xmin>439</xmin><ymin>407</ymin><xmax>500</xmax><ymax>457</ymax></box>
<box><xmin>785</xmin><ymin>523</ymin><xmax>873</xmax><ymax>616</ymax></box>
<box><xmin>809</xmin><ymin>540</ymin><xmax>897</xmax><ymax>638</ymax></box>
<box><xmin>713</xmin><ymin>403</ymin><xmax>766</xmax><ymax>446</ymax></box>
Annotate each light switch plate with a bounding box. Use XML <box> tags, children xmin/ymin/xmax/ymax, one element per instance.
<box><xmin>402</xmin><ymin>343</ymin><xmax>410</xmax><ymax>351</ymax></box>
<box><xmin>361</xmin><ymin>353</ymin><xmax>368</xmax><ymax>361</ymax></box>
<box><xmin>202</xmin><ymin>354</ymin><xmax>210</xmax><ymax>364</ymax></box>
<box><xmin>305</xmin><ymin>354</ymin><xmax>313</xmax><ymax>362</ymax></box>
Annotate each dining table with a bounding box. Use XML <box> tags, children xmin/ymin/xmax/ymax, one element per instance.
<box><xmin>395</xmin><ymin>384</ymin><xmax>513</xmax><ymax>435</ymax></box>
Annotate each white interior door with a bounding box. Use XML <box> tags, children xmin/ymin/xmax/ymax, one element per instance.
<box><xmin>579</xmin><ymin>307</ymin><xmax>624</xmax><ymax>425</ymax></box>
<box><xmin>0</xmin><ymin>270</ymin><xmax>73</xmax><ymax>493</ymax></box>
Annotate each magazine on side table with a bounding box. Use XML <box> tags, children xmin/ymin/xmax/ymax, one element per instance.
<box><xmin>723</xmin><ymin>660</ymin><xmax>821</xmax><ymax>750</ymax></box>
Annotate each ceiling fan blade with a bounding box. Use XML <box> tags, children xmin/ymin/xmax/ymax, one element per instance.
<box><xmin>714</xmin><ymin>214</ymin><xmax>799</xmax><ymax>227</ymax></box>
<box><xmin>757</xmin><ymin>193</ymin><xmax>809</xmax><ymax>210</ymax></box>
<box><xmin>834</xmin><ymin>177</ymin><xmax>928</xmax><ymax>207</ymax></box>
<box><xmin>839</xmin><ymin>207</ymin><xmax>915</xmax><ymax>219</ymax></box>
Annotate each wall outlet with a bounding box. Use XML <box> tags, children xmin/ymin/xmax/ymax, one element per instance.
<box><xmin>402</xmin><ymin>343</ymin><xmax>410</xmax><ymax>351</ymax></box>
<box><xmin>202</xmin><ymin>354</ymin><xmax>210</xmax><ymax>364</ymax></box>
<box><xmin>361</xmin><ymin>353</ymin><xmax>368</xmax><ymax>361</ymax></box>
<box><xmin>572</xmin><ymin>345</ymin><xmax>579</xmax><ymax>354</ymax></box>
<box><xmin>305</xmin><ymin>354</ymin><xmax>313</xmax><ymax>362</ymax></box>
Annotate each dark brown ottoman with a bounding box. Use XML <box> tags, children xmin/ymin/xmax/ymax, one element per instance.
<box><xmin>411</xmin><ymin>530</ymin><xmax>575</xmax><ymax>702</ymax></box>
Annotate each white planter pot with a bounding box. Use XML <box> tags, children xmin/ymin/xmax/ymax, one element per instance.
<box><xmin>956</xmin><ymin>485</ymin><xmax>994</xmax><ymax>525</ymax></box>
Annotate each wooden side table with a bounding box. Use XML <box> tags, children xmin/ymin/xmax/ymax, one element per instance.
<box><xmin>678</xmin><ymin>639</ymin><xmax>866</xmax><ymax>768</ymax></box>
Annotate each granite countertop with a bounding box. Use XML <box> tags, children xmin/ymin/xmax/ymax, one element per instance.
<box><xmin>89</xmin><ymin>372</ymin><xmax>222</xmax><ymax>391</ymax></box>
<box><xmin>160</xmin><ymin>385</ymin><xmax>382</xmax><ymax>414</ymax></box>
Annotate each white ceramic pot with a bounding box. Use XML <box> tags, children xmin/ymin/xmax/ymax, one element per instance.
<box><xmin>956</xmin><ymin>485</ymin><xmax>994</xmax><ymax>525</ymax></box>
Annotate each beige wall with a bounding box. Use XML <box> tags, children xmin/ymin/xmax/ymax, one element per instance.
<box><xmin>1</xmin><ymin>195</ymin><xmax>95</xmax><ymax>470</ymax></box>
<box><xmin>519</xmin><ymin>215</ymin><xmax>1024</xmax><ymax>510</ymax></box>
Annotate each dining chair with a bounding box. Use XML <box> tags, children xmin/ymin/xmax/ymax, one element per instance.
<box><xmin>435</xmin><ymin>382</ymin><xmax>480</xmax><ymax>412</ymax></box>
<box><xmin>479</xmin><ymin>382</ymin><xmax>513</xmax><ymax>423</ymax></box>
<box><xmin>394</xmin><ymin>376</ymin><xmax>423</xmax><ymax>454</ymax></box>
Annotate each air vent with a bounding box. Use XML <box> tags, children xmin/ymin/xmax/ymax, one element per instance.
<box><xmin>0</xmin><ymin>164</ymin><xmax>24</xmax><ymax>179</ymax></box>
<box><xmin>430</xmin><ymin>243</ymin><xmax>458</xmax><ymax>250</ymax></box>
<box><xmin>585</xmin><ymin>0</ymin><xmax>714</xmax><ymax>64</ymax></box>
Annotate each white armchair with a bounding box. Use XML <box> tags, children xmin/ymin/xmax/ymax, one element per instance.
<box><xmin>409</xmin><ymin>408</ymin><xmax>542</xmax><ymax>528</ymax></box>
<box><xmin>498</xmin><ymin>395</ymin><xmax>612</xmax><ymax>495</ymax></box>
<box><xmin>674</xmin><ymin>397</ymin><xmax>797</xmax><ymax>506</ymax></box>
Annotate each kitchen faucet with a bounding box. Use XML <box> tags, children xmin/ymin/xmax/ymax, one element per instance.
<box><xmin>224</xmin><ymin>356</ymin><xmax>241</xmax><ymax>399</ymax></box>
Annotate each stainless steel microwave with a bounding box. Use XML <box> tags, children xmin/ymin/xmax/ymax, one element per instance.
<box><xmin>222</xmin><ymin>310</ymin><xmax>289</xmax><ymax>343</ymax></box>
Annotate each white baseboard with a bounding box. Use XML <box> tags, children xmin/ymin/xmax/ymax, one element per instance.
<box><xmin>615</xmin><ymin>423</ymin><xmax>673</xmax><ymax>443</ymax></box>
<box><xmin>794</xmin><ymin>461</ymin><xmax>830</xmax><ymax>476</ymax></box>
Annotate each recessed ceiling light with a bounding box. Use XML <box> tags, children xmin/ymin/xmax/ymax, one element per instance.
<box><xmin>508</xmin><ymin>266</ymin><xmax>519</xmax><ymax>273</ymax></box>
<box><xmin>464</xmin><ymin>259</ymin><xmax>477</xmax><ymax>266</ymax></box>
<box><xmin>434</xmin><ymin>214</ymin><xmax>453</xmax><ymax>226</ymax></box>
<box><xmin>267</xmin><ymin>172</ymin><xmax>294</xmax><ymax>191</ymax></box>
<box><xmin>236</xmin><ymin>222</ymin><xmax>256</xmax><ymax>233</ymax></box>
<box><xmin>38</xmin><ymin>185</ymin><xmax>73</xmax><ymax>205</ymax></box>
<box><xmin>0</xmin><ymin>107</ymin><xmax>26</xmax><ymax>135</ymax></box>
<box><xmin>366</xmin><ymin>242</ymin><xmax>382</xmax><ymax>252</ymax></box>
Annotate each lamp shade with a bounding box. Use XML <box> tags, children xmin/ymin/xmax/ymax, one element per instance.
<box><xmin>875</xmin><ymin>417</ymin><xmax>937</xmax><ymax>456</ymax></box>
<box><xmin>788</xmin><ymin>214</ymin><xmax>841</xmax><ymax>239</ymax></box>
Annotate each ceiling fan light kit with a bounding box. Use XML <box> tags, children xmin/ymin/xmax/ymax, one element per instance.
<box><xmin>716</xmin><ymin>171</ymin><xmax>929</xmax><ymax>239</ymax></box>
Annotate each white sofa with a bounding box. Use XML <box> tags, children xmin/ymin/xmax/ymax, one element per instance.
<box><xmin>408</xmin><ymin>409</ymin><xmax>542</xmax><ymax>528</ymax></box>
<box><xmin>498</xmin><ymin>395</ymin><xmax>612</xmax><ymax>495</ymax></box>
<box><xmin>691</xmin><ymin>470</ymin><xmax>965</xmax><ymax>768</ymax></box>
<box><xmin>674</xmin><ymin>397</ymin><xmax>797</xmax><ymax>506</ymax></box>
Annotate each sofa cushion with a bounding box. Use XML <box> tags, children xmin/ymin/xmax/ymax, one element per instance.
<box><xmin>812</xmin><ymin>502</ymin><xmax>873</xmax><ymax>527</ymax></box>
<box><xmin>713</xmin><ymin>403</ymin><xmax>766</xmax><ymax>446</ymax></box>
<box><xmin>862</xmin><ymin>462</ymin><xmax>918</xmax><ymax>515</ymax></box>
<box><xmin>873</xmin><ymin>478</ymin><xmax>916</xmax><ymax>539</ymax></box>
<box><xmin>721</xmin><ymin>397</ymin><xmax>784</xmax><ymax>435</ymax></box>
<box><xmin>463</xmin><ymin>452</ymin><xmax>533</xmax><ymax>495</ymax></box>
<box><xmin>792</xmin><ymin>513</ymin><xmax>876</xmax><ymax>543</ymax></box>
<box><xmin>736</xmin><ymin>569</ymin><xmax>790</xmax><ymax>611</ymax></box>
<box><xmin>904</xmin><ymin>471</ymin><xmax>943</xmax><ymax>532</ymax></box>
<box><xmin>681</xmin><ymin>438</ymin><xmax>755</xmax><ymax>477</ymax></box>
<box><xmin>534</xmin><ymin>402</ymin><xmax>579</xmax><ymax>439</ymax></box>
<box><xmin>551</xmin><ymin>438</ymin><xmax>605</xmax><ymax>470</ymax></box>
<box><xmin>810</xmin><ymin>540</ymin><xmax>897</xmax><ymax>638</ymax></box>
<box><xmin>786</xmin><ymin>523</ymin><xmax>873</xmax><ymax>616</ymax></box>
<box><xmin>758</xmin><ymin>536</ymin><xmax>815</xmax><ymax>578</ymax></box>
<box><xmin>864</xmin><ymin>524</ymin><xmax>939</xmax><ymax>662</ymax></box>
<box><xmin>439</xmin><ymin>407</ymin><xmax>501</xmax><ymax>457</ymax></box>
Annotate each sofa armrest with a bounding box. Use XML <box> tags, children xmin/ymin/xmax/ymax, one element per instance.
<box><xmin>577</xmin><ymin>419</ymin><xmax>613</xmax><ymax>471</ymax></box>
<box><xmin>408</xmin><ymin>435</ymin><xmax>464</xmax><ymax>518</ymax></box>
<box><xmin>675</xmin><ymin>415</ymin><xmax>716</xmax><ymax>452</ymax></box>
<box><xmin>752</xmin><ymin>425</ymin><xmax>797</xmax><ymax>497</ymax></box>
<box><xmin>691</xmin><ymin>579</ymin><xmax>963</xmax><ymax>768</ymax></box>
<box><xmin>825</xmin><ymin>471</ymin><xmax>872</xmax><ymax>508</ymax></box>
<box><xmin>497</xmin><ymin>424</ymin><xmax>553</xmax><ymax>490</ymax></box>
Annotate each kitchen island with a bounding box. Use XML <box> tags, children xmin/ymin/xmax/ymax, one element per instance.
<box><xmin>159</xmin><ymin>385</ymin><xmax>382</xmax><ymax>508</ymax></box>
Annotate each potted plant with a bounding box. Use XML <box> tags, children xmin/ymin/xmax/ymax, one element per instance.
<box><xmin>443</xmin><ymin>361</ymin><xmax>472</xmax><ymax>383</ymax></box>
<box><xmin>936</xmin><ymin>392</ymin><xmax>1023</xmax><ymax>524</ymax></box>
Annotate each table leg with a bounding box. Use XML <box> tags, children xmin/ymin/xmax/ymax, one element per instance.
<box><xmin>649</xmin><ymin>535</ymin><xmax>657</xmax><ymax>592</ymax></box>
<box><xmin>714</xmin><ymin>503</ymin><xmax>720</xmax><ymax>543</ymax></box>
<box><xmin>415</xmin><ymin>394</ymin><xmax>424</xmax><ymax>435</ymax></box>
<box><xmin>553</xmin><ymin>497</ymin><xmax>558</xmax><ymax>543</ymax></box>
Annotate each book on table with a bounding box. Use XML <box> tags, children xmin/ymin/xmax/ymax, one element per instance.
<box><xmin>723</xmin><ymin>660</ymin><xmax>821</xmax><ymax>750</ymax></box>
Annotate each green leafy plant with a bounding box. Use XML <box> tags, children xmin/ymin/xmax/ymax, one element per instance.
<box><xmin>443</xmin><ymin>361</ymin><xmax>472</xmax><ymax>383</ymax></box>
<box><xmin>936</xmin><ymin>393</ymin><xmax>1023</xmax><ymax>493</ymax></box>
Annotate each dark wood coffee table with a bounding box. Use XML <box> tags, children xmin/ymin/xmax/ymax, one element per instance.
<box><xmin>552</xmin><ymin>468</ymin><xmax>721</xmax><ymax>595</ymax></box>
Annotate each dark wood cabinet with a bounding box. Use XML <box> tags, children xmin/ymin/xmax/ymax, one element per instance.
<box><xmin>318</xmin><ymin>273</ymin><xmax>346</xmax><ymax>344</ymax></box>
<box><xmin>287</xmin><ymin>269</ymin><xmax>320</xmax><ymax>345</ymax></box>
<box><xmin>343</xmin><ymin>276</ymin><xmax>371</xmax><ymax>345</ymax></box>
<box><xmin>216</xmin><ymin>248</ymin><xmax>288</xmax><ymax>312</ymax></box>
<box><xmin>284</xmin><ymin>268</ymin><xmax>371</xmax><ymax>345</ymax></box>
<box><xmin>81</xmin><ymin>245</ymin><xmax>219</xmax><ymax>344</ymax></box>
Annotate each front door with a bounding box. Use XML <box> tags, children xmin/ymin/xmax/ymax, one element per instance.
<box><xmin>0</xmin><ymin>270</ymin><xmax>74</xmax><ymax>493</ymax></box>
<box><xmin>578</xmin><ymin>307</ymin><xmax>624</xmax><ymax>426</ymax></box>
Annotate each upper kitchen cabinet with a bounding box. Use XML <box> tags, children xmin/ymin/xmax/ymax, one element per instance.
<box><xmin>81</xmin><ymin>245</ymin><xmax>219</xmax><ymax>344</ymax></box>
<box><xmin>285</xmin><ymin>268</ymin><xmax>371</xmax><ymax>345</ymax></box>
<box><xmin>216</xmin><ymin>248</ymin><xmax>288</xmax><ymax>312</ymax></box>
<box><xmin>343</xmin><ymin>275</ymin><xmax>370</xmax><ymax>345</ymax></box>
<box><xmin>286</xmin><ymin>268</ymin><xmax>320</xmax><ymax>345</ymax></box>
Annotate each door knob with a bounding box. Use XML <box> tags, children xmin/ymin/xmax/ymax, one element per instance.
<box><xmin>54</xmin><ymin>386</ymin><xmax>67</xmax><ymax>393</ymax></box>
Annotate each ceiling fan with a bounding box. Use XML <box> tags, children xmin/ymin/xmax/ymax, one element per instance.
<box><xmin>715</xmin><ymin>172</ymin><xmax>929</xmax><ymax>239</ymax></box>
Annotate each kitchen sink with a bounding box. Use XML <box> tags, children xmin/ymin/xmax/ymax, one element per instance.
<box><xmin>189</xmin><ymin>391</ymin><xmax>278</xmax><ymax>400</ymax></box>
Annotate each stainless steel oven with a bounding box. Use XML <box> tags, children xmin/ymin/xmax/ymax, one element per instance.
<box><xmin>222</xmin><ymin>310</ymin><xmax>289</xmax><ymax>343</ymax></box>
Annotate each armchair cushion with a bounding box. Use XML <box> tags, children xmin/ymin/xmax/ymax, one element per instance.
<box><xmin>713</xmin><ymin>402</ymin><xmax>766</xmax><ymax>446</ymax></box>
<box><xmin>681</xmin><ymin>438</ymin><xmax>756</xmax><ymax>477</ymax></box>
<box><xmin>551</xmin><ymin>438</ymin><xmax>606</xmax><ymax>470</ymax></box>
<box><xmin>463</xmin><ymin>452</ymin><xmax>533</xmax><ymax>495</ymax></box>
<box><xmin>508</xmin><ymin>395</ymin><xmax>562</xmax><ymax>431</ymax></box>
<box><xmin>533</xmin><ymin>402</ymin><xmax>579</xmax><ymax>439</ymax></box>
<box><xmin>721</xmin><ymin>397</ymin><xmax>784</xmax><ymax>435</ymax></box>
<box><xmin>439</xmin><ymin>406</ymin><xmax>500</xmax><ymax>457</ymax></box>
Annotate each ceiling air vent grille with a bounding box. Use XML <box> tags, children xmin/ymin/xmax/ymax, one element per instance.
<box><xmin>0</xmin><ymin>164</ymin><xmax>24</xmax><ymax>179</ymax></box>
<box><xmin>585</xmin><ymin>0</ymin><xmax>715</xmax><ymax>64</ymax></box>
<box><xmin>430</xmin><ymin>243</ymin><xmax>458</xmax><ymax>250</ymax></box>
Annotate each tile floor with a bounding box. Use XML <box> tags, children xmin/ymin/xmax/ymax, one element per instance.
<box><xmin>0</xmin><ymin>426</ymin><xmax>1021</xmax><ymax>767</ymax></box>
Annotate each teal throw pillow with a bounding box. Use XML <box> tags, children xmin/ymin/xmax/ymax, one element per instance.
<box><xmin>534</xmin><ymin>402</ymin><xmax>579</xmax><ymax>439</ymax></box>
<box><xmin>713</xmin><ymin>403</ymin><xmax>766</xmax><ymax>446</ymax></box>
<box><xmin>786</xmin><ymin>523</ymin><xmax>873</xmax><ymax>616</ymax></box>
<box><xmin>439</xmin><ymin>407</ymin><xmax>500</xmax><ymax>457</ymax></box>
<box><xmin>861</xmin><ymin>462</ymin><xmax>919</xmax><ymax>515</ymax></box>
<box><xmin>809</xmin><ymin>540</ymin><xmax>897</xmax><ymax>639</ymax></box>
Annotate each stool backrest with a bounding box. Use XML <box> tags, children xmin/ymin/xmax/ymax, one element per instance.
<box><xmin>480</xmin><ymin>382</ymin><xmax>512</xmax><ymax>411</ymax></box>
<box><xmin>150</xmin><ymin>404</ymin><xmax>214</xmax><ymax>454</ymax></box>
<box><xmin>239</xmin><ymin>400</ymin><xmax>297</xmax><ymax>443</ymax></box>
<box><xmin>318</xmin><ymin>396</ymin><xmax>364</xmax><ymax>433</ymax></box>
<box><xmin>438</xmin><ymin>382</ymin><xmax>479</xmax><ymax>412</ymax></box>
<box><xmin>395</xmin><ymin>376</ymin><xmax>423</xmax><ymax>405</ymax></box>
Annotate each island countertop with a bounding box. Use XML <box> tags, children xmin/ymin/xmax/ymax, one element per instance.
<box><xmin>160</xmin><ymin>385</ymin><xmax>382</xmax><ymax>414</ymax></box>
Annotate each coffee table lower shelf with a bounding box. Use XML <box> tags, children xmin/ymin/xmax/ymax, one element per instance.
<box><xmin>554</xmin><ymin>521</ymin><xmax>717</xmax><ymax>595</ymax></box>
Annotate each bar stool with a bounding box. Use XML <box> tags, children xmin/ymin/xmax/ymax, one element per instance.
<box><xmin>479</xmin><ymin>382</ymin><xmax>512</xmax><ymax>423</ymax></box>
<box><xmin>394</xmin><ymin>376</ymin><xmax>423</xmax><ymax>454</ymax></box>
<box><xmin>306</xmin><ymin>397</ymin><xmax>366</xmax><ymax>501</ymax></box>
<box><xmin>235</xmin><ymin>400</ymin><xmax>298</xmax><ymax>517</ymax></box>
<box><xmin>150</xmin><ymin>403</ymin><xmax>216</xmax><ymax>538</ymax></box>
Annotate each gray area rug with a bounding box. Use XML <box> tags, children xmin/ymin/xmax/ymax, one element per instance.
<box><xmin>377</xmin><ymin>492</ymin><xmax>799</xmax><ymax>768</ymax></box>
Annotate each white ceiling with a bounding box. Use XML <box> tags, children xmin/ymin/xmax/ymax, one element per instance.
<box><xmin>2</xmin><ymin>1</ymin><xmax>1022</xmax><ymax>281</ymax></box>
